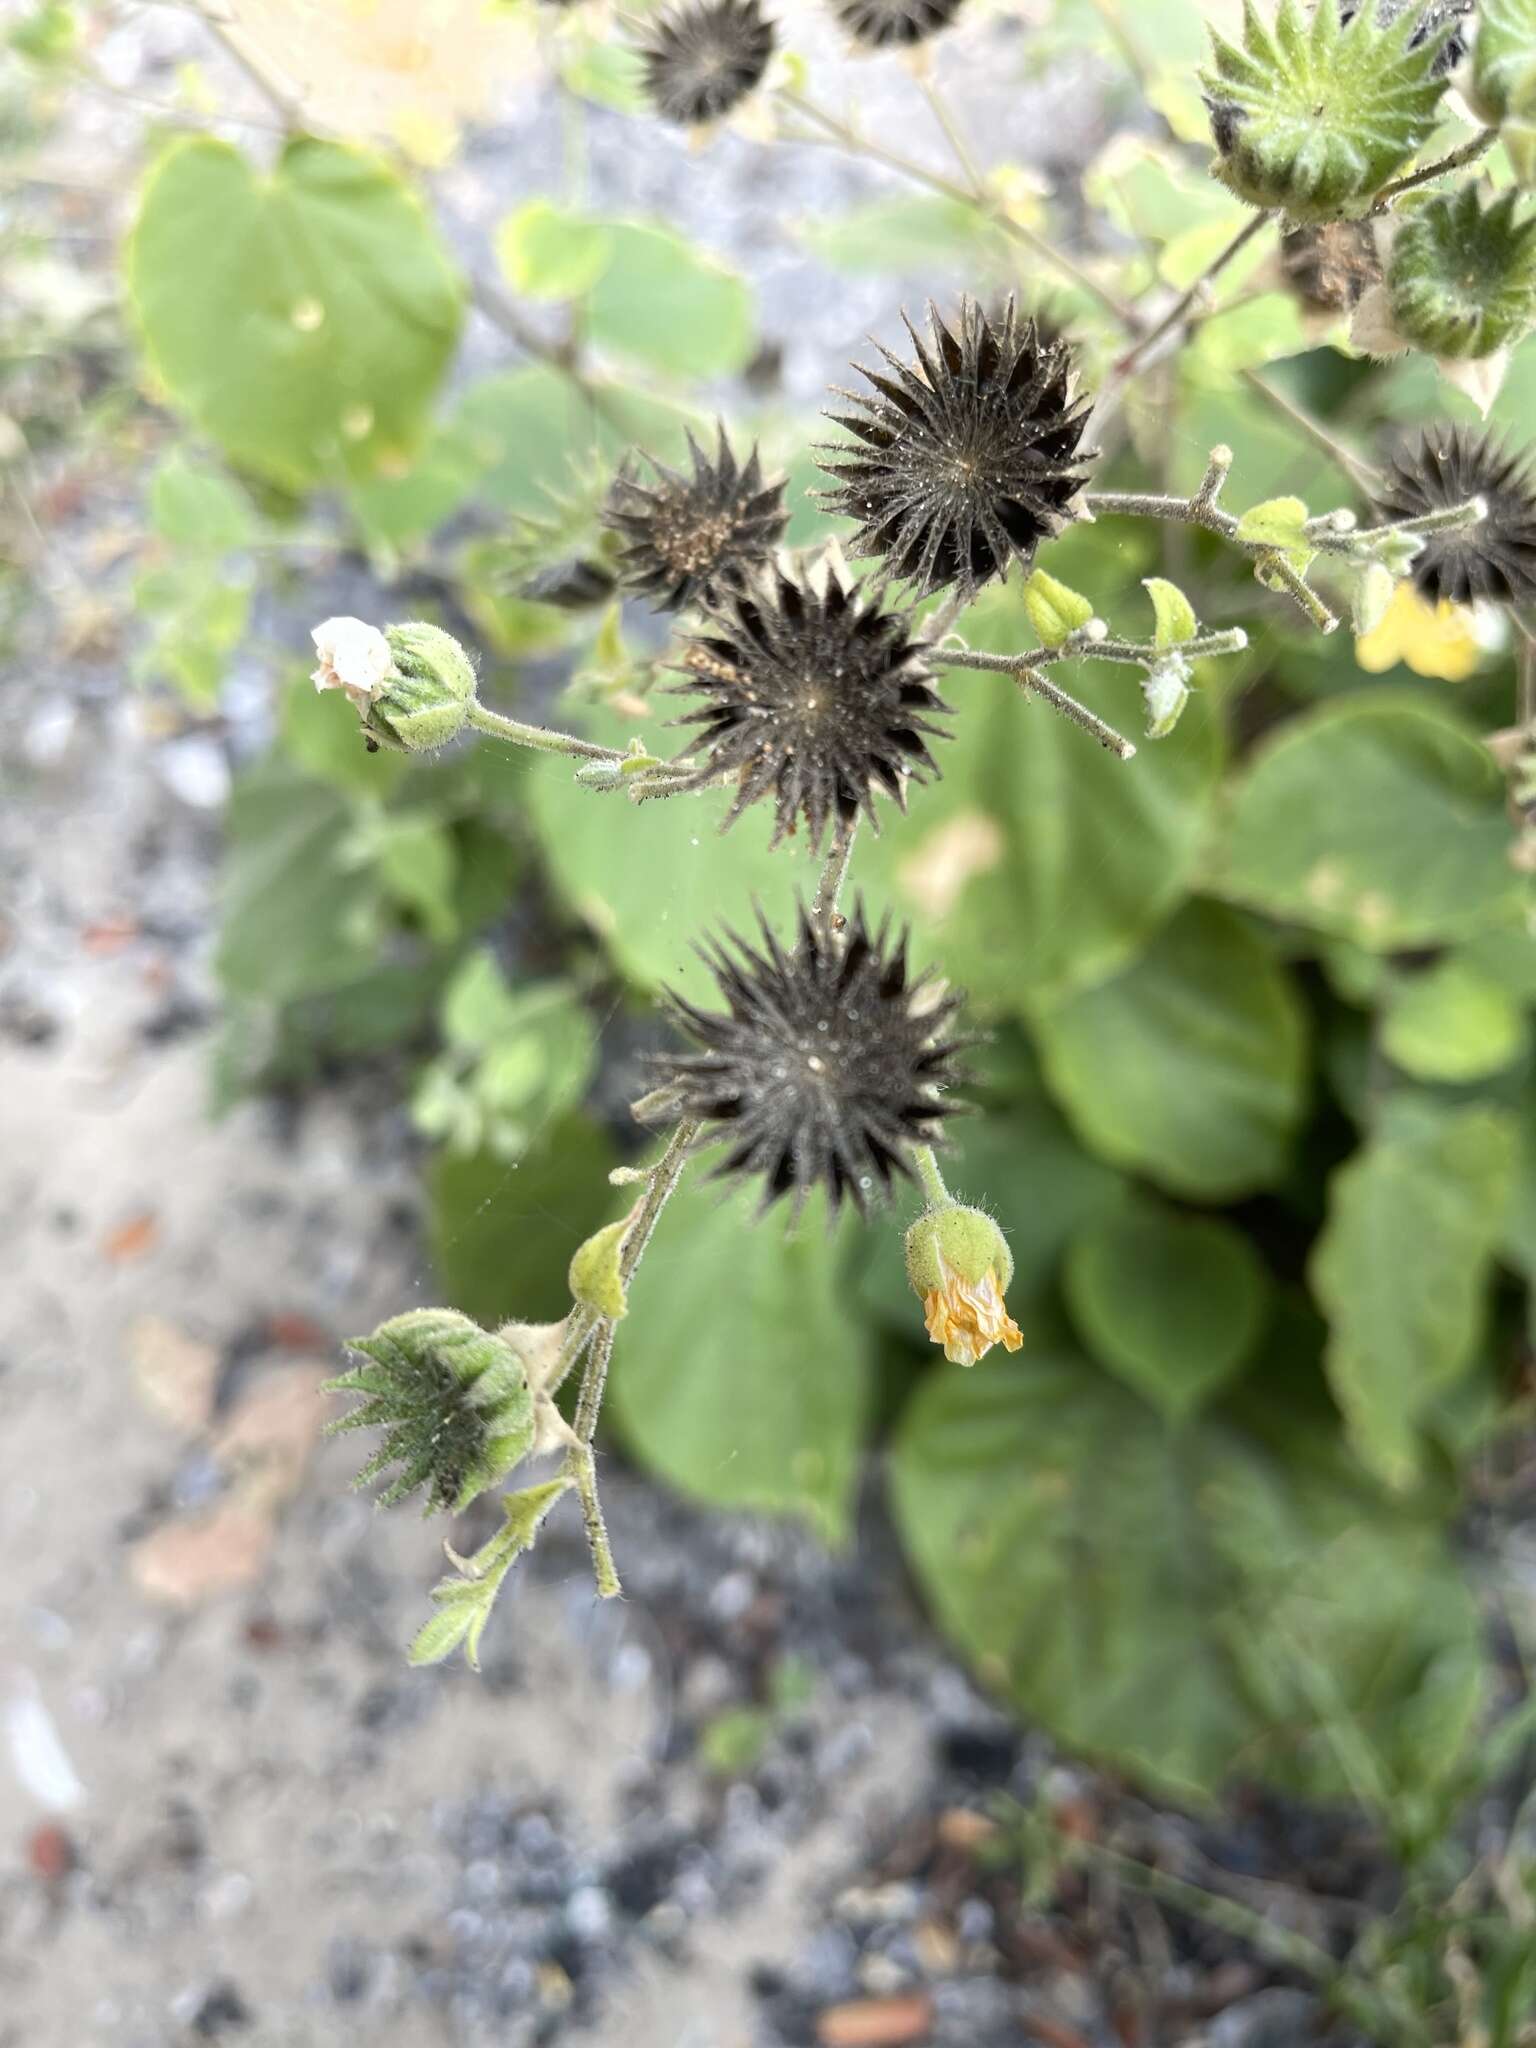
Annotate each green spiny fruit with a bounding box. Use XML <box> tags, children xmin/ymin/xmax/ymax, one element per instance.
<box><xmin>1387</xmin><ymin>185</ymin><xmax>1536</xmax><ymax>358</ymax></box>
<box><xmin>1201</xmin><ymin>0</ymin><xmax>1450</xmax><ymax>223</ymax></box>
<box><xmin>324</xmin><ymin>1309</ymin><xmax>536</xmax><ymax>1514</ymax></box>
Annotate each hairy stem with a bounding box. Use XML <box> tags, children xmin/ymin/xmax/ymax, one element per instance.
<box><xmin>773</xmin><ymin>87</ymin><xmax>1140</xmax><ymax>330</ymax></box>
<box><xmin>574</xmin><ymin>1322</ymin><xmax>616</xmax><ymax>1445</ymax></box>
<box><xmin>466</xmin><ymin>701</ymin><xmax>627</xmax><ymax>763</ymax></box>
<box><xmin>1109</xmin><ymin>212</ymin><xmax>1274</xmax><ymax>383</ymax></box>
<box><xmin>1372</xmin><ymin>126</ymin><xmax>1499</xmax><ymax>211</ymax></box>
<box><xmin>567</xmin><ymin>1441</ymin><xmax>621</xmax><ymax>1598</ymax></box>
<box><xmin>912</xmin><ymin>1144</ymin><xmax>953</xmax><ymax>1209</ymax></box>
<box><xmin>812</xmin><ymin>818</ymin><xmax>859</xmax><ymax>936</ymax></box>
<box><xmin>620</xmin><ymin>1119</ymin><xmax>702</xmax><ymax>1284</ymax></box>
<box><xmin>941</xmin><ymin>643</ymin><xmax>1138</xmax><ymax>757</ymax></box>
<box><xmin>1239</xmin><ymin>367</ymin><xmax>1382</xmax><ymax>494</ymax></box>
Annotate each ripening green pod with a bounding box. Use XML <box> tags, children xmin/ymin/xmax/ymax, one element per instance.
<box><xmin>1386</xmin><ymin>186</ymin><xmax>1536</xmax><ymax>359</ymax></box>
<box><xmin>1200</xmin><ymin>0</ymin><xmax>1449</xmax><ymax>223</ymax></box>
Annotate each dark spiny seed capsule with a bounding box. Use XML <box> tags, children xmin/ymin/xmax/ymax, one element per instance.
<box><xmin>638</xmin><ymin>0</ymin><xmax>775</xmax><ymax>126</ymax></box>
<box><xmin>1338</xmin><ymin>0</ymin><xmax>1474</xmax><ymax>75</ymax></box>
<box><xmin>815</xmin><ymin>295</ymin><xmax>1096</xmax><ymax>601</ymax></box>
<box><xmin>830</xmin><ymin>0</ymin><xmax>968</xmax><ymax>47</ymax></box>
<box><xmin>603</xmin><ymin>426</ymin><xmax>788</xmax><ymax>613</ymax></box>
<box><xmin>651</xmin><ymin>899</ymin><xmax>969</xmax><ymax>1214</ymax></box>
<box><xmin>670</xmin><ymin>561</ymin><xmax>952</xmax><ymax>849</ymax></box>
<box><xmin>1373</xmin><ymin>427</ymin><xmax>1536</xmax><ymax>611</ymax></box>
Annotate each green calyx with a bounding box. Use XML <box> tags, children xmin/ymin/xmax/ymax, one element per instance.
<box><xmin>1201</xmin><ymin>0</ymin><xmax>1448</xmax><ymax>223</ymax></box>
<box><xmin>325</xmin><ymin>1307</ymin><xmax>535</xmax><ymax>1514</ymax></box>
<box><xmin>904</xmin><ymin>1203</ymin><xmax>1014</xmax><ymax>1299</ymax></box>
<box><xmin>1387</xmin><ymin>185</ymin><xmax>1536</xmax><ymax>358</ymax></box>
<box><xmin>367</xmin><ymin>620</ymin><xmax>477</xmax><ymax>752</ymax></box>
<box><xmin>1471</xmin><ymin>0</ymin><xmax>1536</xmax><ymax>127</ymax></box>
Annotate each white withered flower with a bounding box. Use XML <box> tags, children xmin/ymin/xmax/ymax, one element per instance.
<box><xmin>311</xmin><ymin>616</ymin><xmax>394</xmax><ymax>712</ymax></box>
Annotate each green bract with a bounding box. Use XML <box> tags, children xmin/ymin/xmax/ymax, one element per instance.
<box><xmin>1200</xmin><ymin>0</ymin><xmax>1448</xmax><ymax>222</ymax></box>
<box><xmin>904</xmin><ymin>1203</ymin><xmax>1014</xmax><ymax>1297</ymax></box>
<box><xmin>1386</xmin><ymin>186</ymin><xmax>1536</xmax><ymax>359</ymax></box>
<box><xmin>368</xmin><ymin>621</ymin><xmax>478</xmax><ymax>752</ymax></box>
<box><xmin>1470</xmin><ymin>0</ymin><xmax>1536</xmax><ymax>123</ymax></box>
<box><xmin>325</xmin><ymin>1307</ymin><xmax>536</xmax><ymax>1514</ymax></box>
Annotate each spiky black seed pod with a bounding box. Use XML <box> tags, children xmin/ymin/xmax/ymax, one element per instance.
<box><xmin>815</xmin><ymin>297</ymin><xmax>1094</xmax><ymax>600</ymax></box>
<box><xmin>603</xmin><ymin>427</ymin><xmax>789</xmax><ymax>613</ymax></box>
<box><xmin>653</xmin><ymin>900</ymin><xmax>967</xmax><ymax>1213</ymax></box>
<box><xmin>672</xmin><ymin>562</ymin><xmax>951</xmax><ymax>849</ymax></box>
<box><xmin>324</xmin><ymin>1310</ymin><xmax>536</xmax><ymax>1516</ymax></box>
<box><xmin>638</xmin><ymin>0</ymin><xmax>774</xmax><ymax>126</ymax></box>
<box><xmin>830</xmin><ymin>0</ymin><xmax>967</xmax><ymax>47</ymax></box>
<box><xmin>1373</xmin><ymin>428</ymin><xmax>1536</xmax><ymax>609</ymax></box>
<box><xmin>1338</xmin><ymin>0</ymin><xmax>1475</xmax><ymax>76</ymax></box>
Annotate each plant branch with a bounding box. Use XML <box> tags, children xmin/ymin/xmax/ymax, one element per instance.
<box><xmin>939</xmin><ymin>637</ymin><xmax>1141</xmax><ymax>758</ymax></box>
<box><xmin>1109</xmin><ymin>212</ymin><xmax>1274</xmax><ymax>381</ymax></box>
<box><xmin>1372</xmin><ymin>126</ymin><xmax>1499</xmax><ymax>211</ymax></box>
<box><xmin>1239</xmin><ymin>367</ymin><xmax>1382</xmax><ymax>494</ymax></box>
<box><xmin>466</xmin><ymin>701</ymin><xmax>628</xmax><ymax>762</ymax></box>
<box><xmin>619</xmin><ymin>1119</ymin><xmax>701</xmax><ymax>1283</ymax></box>
<box><xmin>773</xmin><ymin>87</ymin><xmax>1140</xmax><ymax>331</ymax></box>
<box><xmin>812</xmin><ymin>818</ymin><xmax>859</xmax><ymax>935</ymax></box>
<box><xmin>912</xmin><ymin>1144</ymin><xmax>953</xmax><ymax>1208</ymax></box>
<box><xmin>183</xmin><ymin>1</ymin><xmax>309</xmax><ymax>130</ymax></box>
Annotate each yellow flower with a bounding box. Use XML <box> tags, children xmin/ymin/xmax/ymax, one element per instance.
<box><xmin>921</xmin><ymin>1260</ymin><xmax>1024</xmax><ymax>1369</ymax></box>
<box><xmin>1354</xmin><ymin>583</ymin><xmax>1482</xmax><ymax>682</ymax></box>
<box><xmin>221</xmin><ymin>0</ymin><xmax>533</xmax><ymax>164</ymax></box>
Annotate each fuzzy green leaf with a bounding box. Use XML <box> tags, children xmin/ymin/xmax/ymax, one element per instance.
<box><xmin>125</xmin><ymin>137</ymin><xmax>461</xmax><ymax>491</ymax></box>
<box><xmin>568</xmin><ymin>1214</ymin><xmax>633</xmax><ymax>1321</ymax></box>
<box><xmin>1032</xmin><ymin>900</ymin><xmax>1308</xmax><ymax>1200</ymax></box>
<box><xmin>495</xmin><ymin>200</ymin><xmax>613</xmax><ymax>301</ymax></box>
<box><xmin>1214</xmin><ymin>693</ymin><xmax>1524</xmax><ymax>948</ymax></box>
<box><xmin>1234</xmin><ymin>494</ymin><xmax>1315</xmax><ymax>574</ymax></box>
<box><xmin>1381</xmin><ymin>960</ymin><xmax>1529</xmax><ymax>1082</ymax></box>
<box><xmin>606</xmin><ymin>1184</ymin><xmax>872</xmax><ymax>1546</ymax></box>
<box><xmin>891</xmin><ymin>1351</ymin><xmax>1484</xmax><ymax>1800</ymax></box>
<box><xmin>1064</xmin><ymin>1198</ymin><xmax>1269</xmax><ymax>1418</ymax></box>
<box><xmin>1143</xmin><ymin>575</ymin><xmax>1198</xmax><ymax>649</ymax></box>
<box><xmin>1472</xmin><ymin>0</ymin><xmax>1536</xmax><ymax>123</ymax></box>
<box><xmin>409</xmin><ymin>1478</ymin><xmax>571</xmax><ymax>1669</ymax></box>
<box><xmin>1022</xmin><ymin>567</ymin><xmax>1095</xmax><ymax>647</ymax></box>
<box><xmin>1310</xmin><ymin>1105</ymin><xmax>1517</xmax><ymax>1489</ymax></box>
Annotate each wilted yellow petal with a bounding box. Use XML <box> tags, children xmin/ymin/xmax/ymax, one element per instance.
<box><xmin>922</xmin><ymin>1265</ymin><xmax>1023</xmax><ymax>1368</ymax></box>
<box><xmin>1355</xmin><ymin>583</ymin><xmax>1481</xmax><ymax>683</ymax></box>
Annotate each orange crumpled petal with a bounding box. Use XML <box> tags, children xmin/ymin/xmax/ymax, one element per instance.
<box><xmin>922</xmin><ymin>1265</ymin><xmax>1023</xmax><ymax>1368</ymax></box>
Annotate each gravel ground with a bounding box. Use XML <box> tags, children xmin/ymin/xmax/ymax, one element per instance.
<box><xmin>1</xmin><ymin>6</ymin><xmax>1383</xmax><ymax>2045</ymax></box>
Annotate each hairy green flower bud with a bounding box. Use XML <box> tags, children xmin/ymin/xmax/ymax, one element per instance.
<box><xmin>365</xmin><ymin>621</ymin><xmax>477</xmax><ymax>752</ymax></box>
<box><xmin>904</xmin><ymin>1202</ymin><xmax>1014</xmax><ymax>1298</ymax></box>
<box><xmin>324</xmin><ymin>1307</ymin><xmax>535</xmax><ymax>1514</ymax></box>
<box><xmin>1387</xmin><ymin>186</ymin><xmax>1536</xmax><ymax>359</ymax></box>
<box><xmin>1200</xmin><ymin>0</ymin><xmax>1448</xmax><ymax>223</ymax></box>
<box><xmin>905</xmin><ymin>1202</ymin><xmax>1022</xmax><ymax>1368</ymax></box>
